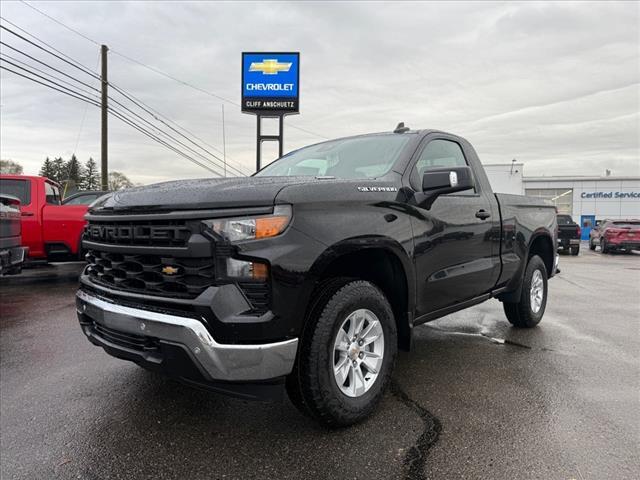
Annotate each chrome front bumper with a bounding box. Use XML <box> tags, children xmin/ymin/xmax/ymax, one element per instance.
<box><xmin>76</xmin><ymin>290</ymin><xmax>298</xmax><ymax>382</ymax></box>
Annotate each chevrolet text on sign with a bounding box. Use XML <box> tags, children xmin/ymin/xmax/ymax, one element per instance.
<box><xmin>242</xmin><ymin>52</ymin><xmax>300</xmax><ymax>114</ymax></box>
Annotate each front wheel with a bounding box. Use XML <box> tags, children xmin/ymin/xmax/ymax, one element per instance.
<box><xmin>286</xmin><ymin>280</ymin><xmax>397</xmax><ymax>427</ymax></box>
<box><xmin>503</xmin><ymin>255</ymin><xmax>548</xmax><ymax>328</ymax></box>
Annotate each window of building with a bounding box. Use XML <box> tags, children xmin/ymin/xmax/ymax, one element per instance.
<box><xmin>525</xmin><ymin>188</ymin><xmax>573</xmax><ymax>214</ymax></box>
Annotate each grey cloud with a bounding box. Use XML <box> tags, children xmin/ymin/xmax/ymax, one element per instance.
<box><xmin>1</xmin><ymin>0</ymin><xmax>638</xmax><ymax>184</ymax></box>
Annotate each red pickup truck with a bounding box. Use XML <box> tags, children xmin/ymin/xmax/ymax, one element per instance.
<box><xmin>0</xmin><ymin>175</ymin><xmax>89</xmax><ymax>261</ymax></box>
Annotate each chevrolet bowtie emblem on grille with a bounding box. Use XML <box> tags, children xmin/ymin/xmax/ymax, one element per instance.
<box><xmin>162</xmin><ymin>265</ymin><xmax>180</xmax><ymax>276</ymax></box>
<box><xmin>249</xmin><ymin>59</ymin><xmax>292</xmax><ymax>75</ymax></box>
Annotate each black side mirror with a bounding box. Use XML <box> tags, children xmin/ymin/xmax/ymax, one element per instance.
<box><xmin>418</xmin><ymin>166</ymin><xmax>475</xmax><ymax>208</ymax></box>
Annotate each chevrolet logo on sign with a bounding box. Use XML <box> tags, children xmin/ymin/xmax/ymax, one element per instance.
<box><xmin>162</xmin><ymin>266</ymin><xmax>180</xmax><ymax>276</ymax></box>
<box><xmin>249</xmin><ymin>59</ymin><xmax>292</xmax><ymax>75</ymax></box>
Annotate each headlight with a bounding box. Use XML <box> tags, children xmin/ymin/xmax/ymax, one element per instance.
<box><xmin>201</xmin><ymin>205</ymin><xmax>292</xmax><ymax>242</ymax></box>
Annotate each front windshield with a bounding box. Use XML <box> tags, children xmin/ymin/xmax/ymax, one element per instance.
<box><xmin>255</xmin><ymin>134</ymin><xmax>412</xmax><ymax>179</ymax></box>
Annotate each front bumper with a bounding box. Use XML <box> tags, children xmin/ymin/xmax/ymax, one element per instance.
<box><xmin>0</xmin><ymin>245</ymin><xmax>27</xmax><ymax>274</ymax></box>
<box><xmin>76</xmin><ymin>289</ymin><xmax>298</xmax><ymax>383</ymax></box>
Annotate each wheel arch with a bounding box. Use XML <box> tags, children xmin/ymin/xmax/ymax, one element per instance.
<box><xmin>307</xmin><ymin>237</ymin><xmax>415</xmax><ymax>351</ymax></box>
<box><xmin>498</xmin><ymin>231</ymin><xmax>555</xmax><ymax>303</ymax></box>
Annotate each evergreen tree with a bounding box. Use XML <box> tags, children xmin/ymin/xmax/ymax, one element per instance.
<box><xmin>59</xmin><ymin>154</ymin><xmax>84</xmax><ymax>196</ymax></box>
<box><xmin>83</xmin><ymin>158</ymin><xmax>101</xmax><ymax>190</ymax></box>
<box><xmin>66</xmin><ymin>154</ymin><xmax>83</xmax><ymax>184</ymax></box>
<box><xmin>39</xmin><ymin>157</ymin><xmax>56</xmax><ymax>179</ymax></box>
<box><xmin>51</xmin><ymin>157</ymin><xmax>66</xmax><ymax>183</ymax></box>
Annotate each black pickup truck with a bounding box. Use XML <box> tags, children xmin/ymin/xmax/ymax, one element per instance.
<box><xmin>0</xmin><ymin>194</ymin><xmax>27</xmax><ymax>275</ymax></box>
<box><xmin>76</xmin><ymin>128</ymin><xmax>558</xmax><ymax>426</ymax></box>
<box><xmin>557</xmin><ymin>214</ymin><xmax>581</xmax><ymax>255</ymax></box>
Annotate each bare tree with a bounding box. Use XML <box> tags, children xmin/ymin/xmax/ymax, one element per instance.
<box><xmin>0</xmin><ymin>160</ymin><xmax>23</xmax><ymax>174</ymax></box>
<box><xmin>108</xmin><ymin>171</ymin><xmax>134</xmax><ymax>191</ymax></box>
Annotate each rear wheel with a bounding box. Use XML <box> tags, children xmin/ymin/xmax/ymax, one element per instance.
<box><xmin>601</xmin><ymin>239</ymin><xmax>609</xmax><ymax>254</ymax></box>
<box><xmin>286</xmin><ymin>279</ymin><xmax>397</xmax><ymax>427</ymax></box>
<box><xmin>589</xmin><ymin>238</ymin><xmax>596</xmax><ymax>251</ymax></box>
<box><xmin>570</xmin><ymin>245</ymin><xmax>579</xmax><ymax>256</ymax></box>
<box><xmin>503</xmin><ymin>255</ymin><xmax>548</xmax><ymax>328</ymax></box>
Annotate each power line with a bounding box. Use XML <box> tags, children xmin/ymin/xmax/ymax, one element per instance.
<box><xmin>18</xmin><ymin>0</ymin><xmax>99</xmax><ymax>46</ymax></box>
<box><xmin>107</xmin><ymin>95</ymin><xmax>236</xmax><ymax>177</ymax></box>
<box><xmin>108</xmin><ymin>108</ymin><xmax>220</xmax><ymax>175</ymax></box>
<box><xmin>108</xmin><ymin>83</ymin><xmax>250</xmax><ymax>176</ymax></box>
<box><xmin>0</xmin><ymin>22</ymin><xmax>99</xmax><ymax>80</ymax></box>
<box><xmin>0</xmin><ymin>41</ymin><xmax>99</xmax><ymax>92</ymax></box>
<box><xmin>109</xmin><ymin>81</ymin><xmax>246</xmax><ymax>166</ymax></box>
<box><xmin>0</xmin><ymin>54</ymin><xmax>100</xmax><ymax>100</ymax></box>
<box><xmin>2</xmin><ymin>16</ymin><xmax>252</xmax><ymax>175</ymax></box>
<box><xmin>11</xmin><ymin>4</ymin><xmax>329</xmax><ymax>140</ymax></box>
<box><xmin>0</xmin><ymin>64</ymin><xmax>100</xmax><ymax>107</ymax></box>
<box><xmin>1</xmin><ymin>62</ymin><xmax>222</xmax><ymax>176</ymax></box>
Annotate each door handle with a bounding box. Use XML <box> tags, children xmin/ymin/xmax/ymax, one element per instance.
<box><xmin>21</xmin><ymin>212</ymin><xmax>34</xmax><ymax>217</ymax></box>
<box><xmin>475</xmin><ymin>209</ymin><xmax>491</xmax><ymax>220</ymax></box>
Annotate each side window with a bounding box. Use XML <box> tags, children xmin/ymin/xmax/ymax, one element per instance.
<box><xmin>45</xmin><ymin>182</ymin><xmax>61</xmax><ymax>205</ymax></box>
<box><xmin>0</xmin><ymin>179</ymin><xmax>31</xmax><ymax>205</ymax></box>
<box><xmin>411</xmin><ymin>139</ymin><xmax>475</xmax><ymax>194</ymax></box>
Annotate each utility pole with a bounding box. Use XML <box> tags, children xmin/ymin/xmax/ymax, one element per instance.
<box><xmin>222</xmin><ymin>104</ymin><xmax>226</xmax><ymax>177</ymax></box>
<box><xmin>100</xmin><ymin>44</ymin><xmax>108</xmax><ymax>191</ymax></box>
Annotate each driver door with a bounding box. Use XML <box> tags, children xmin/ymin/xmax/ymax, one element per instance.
<box><xmin>408</xmin><ymin>136</ymin><xmax>500</xmax><ymax>317</ymax></box>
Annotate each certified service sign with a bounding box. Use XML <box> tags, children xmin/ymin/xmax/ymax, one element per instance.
<box><xmin>242</xmin><ymin>52</ymin><xmax>299</xmax><ymax>114</ymax></box>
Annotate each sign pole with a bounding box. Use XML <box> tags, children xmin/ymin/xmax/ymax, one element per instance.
<box><xmin>256</xmin><ymin>115</ymin><xmax>262</xmax><ymax>173</ymax></box>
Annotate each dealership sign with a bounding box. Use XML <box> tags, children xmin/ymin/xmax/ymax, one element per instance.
<box><xmin>241</xmin><ymin>52</ymin><xmax>299</xmax><ymax>114</ymax></box>
<box><xmin>581</xmin><ymin>191</ymin><xmax>640</xmax><ymax>199</ymax></box>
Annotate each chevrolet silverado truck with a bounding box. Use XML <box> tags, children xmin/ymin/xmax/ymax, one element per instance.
<box><xmin>76</xmin><ymin>128</ymin><xmax>558</xmax><ymax>426</ymax></box>
<box><xmin>557</xmin><ymin>214</ymin><xmax>581</xmax><ymax>255</ymax></box>
<box><xmin>0</xmin><ymin>193</ymin><xmax>28</xmax><ymax>275</ymax></box>
<box><xmin>0</xmin><ymin>175</ymin><xmax>89</xmax><ymax>262</ymax></box>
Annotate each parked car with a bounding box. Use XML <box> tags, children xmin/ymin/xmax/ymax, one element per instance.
<box><xmin>557</xmin><ymin>214</ymin><xmax>581</xmax><ymax>255</ymax></box>
<box><xmin>76</xmin><ymin>128</ymin><xmax>558</xmax><ymax>427</ymax></box>
<box><xmin>0</xmin><ymin>175</ymin><xmax>89</xmax><ymax>261</ymax></box>
<box><xmin>589</xmin><ymin>219</ymin><xmax>640</xmax><ymax>253</ymax></box>
<box><xmin>0</xmin><ymin>194</ymin><xmax>28</xmax><ymax>275</ymax></box>
<box><xmin>62</xmin><ymin>190</ymin><xmax>111</xmax><ymax>206</ymax></box>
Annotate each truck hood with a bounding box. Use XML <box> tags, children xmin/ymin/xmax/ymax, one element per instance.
<box><xmin>92</xmin><ymin>176</ymin><xmax>321</xmax><ymax>212</ymax></box>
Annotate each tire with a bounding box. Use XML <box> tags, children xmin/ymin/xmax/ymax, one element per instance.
<box><xmin>570</xmin><ymin>246</ymin><xmax>580</xmax><ymax>256</ymax></box>
<box><xmin>601</xmin><ymin>239</ymin><xmax>609</xmax><ymax>254</ymax></box>
<box><xmin>286</xmin><ymin>279</ymin><xmax>397</xmax><ymax>427</ymax></box>
<box><xmin>503</xmin><ymin>255</ymin><xmax>548</xmax><ymax>328</ymax></box>
<box><xmin>589</xmin><ymin>239</ymin><xmax>596</xmax><ymax>251</ymax></box>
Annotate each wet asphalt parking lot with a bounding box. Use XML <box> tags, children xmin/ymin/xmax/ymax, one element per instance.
<box><xmin>1</xmin><ymin>246</ymin><xmax>639</xmax><ymax>480</ymax></box>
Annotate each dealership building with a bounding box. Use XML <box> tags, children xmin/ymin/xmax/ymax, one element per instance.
<box><xmin>484</xmin><ymin>163</ymin><xmax>640</xmax><ymax>240</ymax></box>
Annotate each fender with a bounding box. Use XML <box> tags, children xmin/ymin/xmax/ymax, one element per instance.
<box><xmin>499</xmin><ymin>229</ymin><xmax>554</xmax><ymax>303</ymax></box>
<box><xmin>295</xmin><ymin>235</ymin><xmax>416</xmax><ymax>347</ymax></box>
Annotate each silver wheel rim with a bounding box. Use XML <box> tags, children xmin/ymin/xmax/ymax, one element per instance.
<box><xmin>530</xmin><ymin>269</ymin><xmax>544</xmax><ymax>313</ymax></box>
<box><xmin>333</xmin><ymin>308</ymin><xmax>385</xmax><ymax>398</ymax></box>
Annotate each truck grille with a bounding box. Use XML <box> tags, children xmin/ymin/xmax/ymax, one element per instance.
<box><xmin>84</xmin><ymin>220</ymin><xmax>191</xmax><ymax>247</ymax></box>
<box><xmin>85</xmin><ymin>250</ymin><xmax>215</xmax><ymax>298</ymax></box>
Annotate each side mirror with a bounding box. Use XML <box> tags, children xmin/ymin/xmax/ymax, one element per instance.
<box><xmin>419</xmin><ymin>166</ymin><xmax>475</xmax><ymax>208</ymax></box>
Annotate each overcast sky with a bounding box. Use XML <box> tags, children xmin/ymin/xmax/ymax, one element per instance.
<box><xmin>1</xmin><ymin>1</ymin><xmax>638</xmax><ymax>184</ymax></box>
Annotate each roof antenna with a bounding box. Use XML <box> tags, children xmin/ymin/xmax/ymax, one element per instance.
<box><xmin>394</xmin><ymin>122</ymin><xmax>410</xmax><ymax>133</ymax></box>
